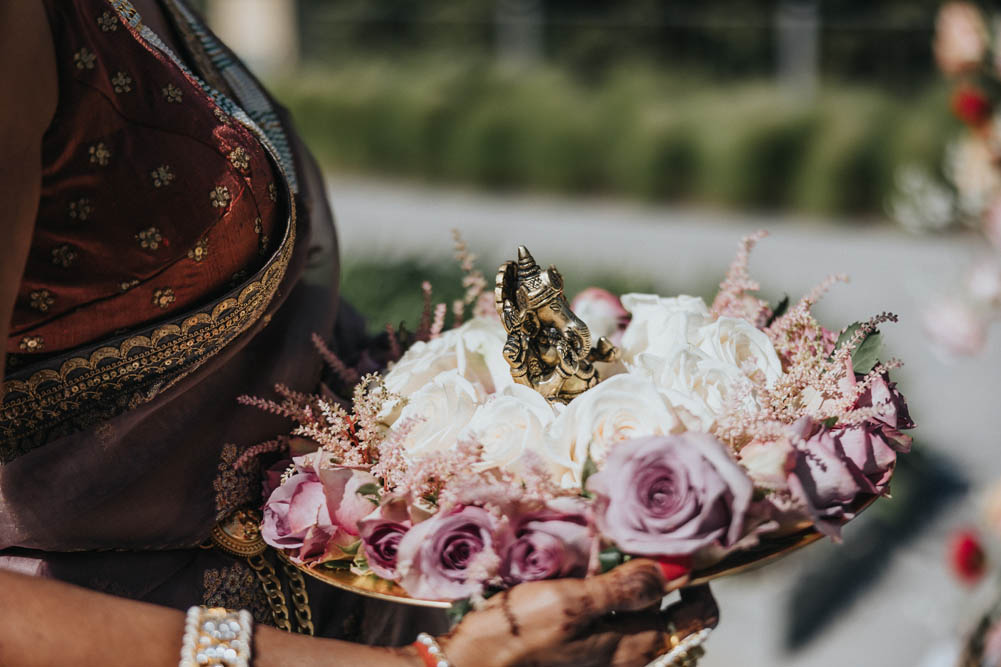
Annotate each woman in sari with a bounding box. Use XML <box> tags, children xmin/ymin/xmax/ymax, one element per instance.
<box><xmin>0</xmin><ymin>2</ymin><xmax>714</xmax><ymax>665</ymax></box>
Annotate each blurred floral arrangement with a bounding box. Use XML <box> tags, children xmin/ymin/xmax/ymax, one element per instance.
<box><xmin>891</xmin><ymin>2</ymin><xmax>1001</xmax><ymax>355</ymax></box>
<box><xmin>243</xmin><ymin>232</ymin><xmax>913</xmax><ymax>604</ymax></box>
<box><xmin>946</xmin><ymin>482</ymin><xmax>1001</xmax><ymax>666</ymax></box>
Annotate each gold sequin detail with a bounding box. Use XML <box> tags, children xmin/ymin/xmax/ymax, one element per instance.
<box><xmin>228</xmin><ymin>147</ymin><xmax>250</xmax><ymax>173</ymax></box>
<box><xmin>259</xmin><ymin>236</ymin><xmax>270</xmax><ymax>256</ymax></box>
<box><xmin>152</xmin><ymin>288</ymin><xmax>176</xmax><ymax>310</ymax></box>
<box><xmin>213</xmin><ymin>107</ymin><xmax>230</xmax><ymax>124</ymax></box>
<box><xmin>29</xmin><ymin>290</ymin><xmax>54</xmax><ymax>312</ymax></box>
<box><xmin>188</xmin><ymin>238</ymin><xmax>209</xmax><ymax>263</ymax></box>
<box><xmin>267</xmin><ymin>183</ymin><xmax>277</xmax><ymax>202</ymax></box>
<box><xmin>136</xmin><ymin>226</ymin><xmax>163</xmax><ymax>250</ymax></box>
<box><xmin>119</xmin><ymin>279</ymin><xmax>139</xmax><ymax>292</ymax></box>
<box><xmin>162</xmin><ymin>83</ymin><xmax>183</xmax><ymax>103</ymax></box>
<box><xmin>97</xmin><ymin>11</ymin><xmax>119</xmax><ymax>31</ymax></box>
<box><xmin>151</xmin><ymin>165</ymin><xmax>175</xmax><ymax>188</ymax></box>
<box><xmin>74</xmin><ymin>48</ymin><xmax>96</xmax><ymax>70</ymax></box>
<box><xmin>111</xmin><ymin>71</ymin><xmax>133</xmax><ymax>94</ymax></box>
<box><xmin>51</xmin><ymin>245</ymin><xmax>77</xmax><ymax>268</ymax></box>
<box><xmin>18</xmin><ymin>336</ymin><xmax>44</xmax><ymax>353</ymax></box>
<box><xmin>89</xmin><ymin>143</ymin><xmax>111</xmax><ymax>167</ymax></box>
<box><xmin>210</xmin><ymin>185</ymin><xmax>231</xmax><ymax>209</ymax></box>
<box><xmin>68</xmin><ymin>198</ymin><xmax>93</xmax><ymax>221</ymax></box>
<box><xmin>253</xmin><ymin>217</ymin><xmax>262</xmax><ymax>234</ymax></box>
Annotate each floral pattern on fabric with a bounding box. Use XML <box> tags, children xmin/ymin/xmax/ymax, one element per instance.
<box><xmin>9</xmin><ymin>0</ymin><xmax>284</xmax><ymax>357</ymax></box>
<box><xmin>202</xmin><ymin>562</ymin><xmax>272</xmax><ymax>625</ymax></box>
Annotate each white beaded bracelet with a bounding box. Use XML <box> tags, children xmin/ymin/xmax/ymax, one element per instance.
<box><xmin>414</xmin><ymin>632</ymin><xmax>453</xmax><ymax>667</ymax></box>
<box><xmin>179</xmin><ymin>606</ymin><xmax>253</xmax><ymax>667</ymax></box>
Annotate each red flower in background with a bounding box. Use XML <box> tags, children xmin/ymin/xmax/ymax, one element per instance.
<box><xmin>952</xmin><ymin>85</ymin><xmax>993</xmax><ymax>126</ymax></box>
<box><xmin>950</xmin><ymin>529</ymin><xmax>987</xmax><ymax>584</ymax></box>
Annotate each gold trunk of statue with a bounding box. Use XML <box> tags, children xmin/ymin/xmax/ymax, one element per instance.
<box><xmin>495</xmin><ymin>246</ymin><xmax>619</xmax><ymax>403</ymax></box>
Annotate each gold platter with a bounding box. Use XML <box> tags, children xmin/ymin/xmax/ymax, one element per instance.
<box><xmin>278</xmin><ymin>495</ymin><xmax>877</xmax><ymax>608</ymax></box>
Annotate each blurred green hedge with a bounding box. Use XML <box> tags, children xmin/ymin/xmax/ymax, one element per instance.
<box><xmin>273</xmin><ymin>61</ymin><xmax>956</xmax><ymax>216</ymax></box>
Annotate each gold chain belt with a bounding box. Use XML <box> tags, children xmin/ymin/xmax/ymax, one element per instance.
<box><xmin>210</xmin><ymin>508</ymin><xmax>314</xmax><ymax>636</ymax></box>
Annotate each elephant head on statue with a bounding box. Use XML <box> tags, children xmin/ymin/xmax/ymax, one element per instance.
<box><xmin>494</xmin><ymin>246</ymin><xmax>619</xmax><ymax>403</ymax></box>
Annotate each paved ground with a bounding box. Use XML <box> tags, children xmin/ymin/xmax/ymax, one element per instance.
<box><xmin>328</xmin><ymin>176</ymin><xmax>1001</xmax><ymax>667</ymax></box>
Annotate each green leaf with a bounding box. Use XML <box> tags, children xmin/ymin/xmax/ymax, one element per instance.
<box><xmin>321</xmin><ymin>560</ymin><xmax>352</xmax><ymax>571</ymax></box>
<box><xmin>822</xmin><ymin>416</ymin><xmax>838</xmax><ymax>428</ymax></box>
<box><xmin>851</xmin><ymin>330</ymin><xmax>882</xmax><ymax>375</ymax></box>
<box><xmin>598</xmin><ymin>547</ymin><xmax>624</xmax><ymax>573</ymax></box>
<box><xmin>356</xmin><ymin>482</ymin><xmax>381</xmax><ymax>496</ymax></box>
<box><xmin>356</xmin><ymin>483</ymin><xmax>382</xmax><ymax>506</ymax></box>
<box><xmin>581</xmin><ymin>453</ymin><xmax>599</xmax><ymax>491</ymax></box>
<box><xmin>765</xmin><ymin>295</ymin><xmax>789</xmax><ymax>327</ymax></box>
<box><xmin>340</xmin><ymin>540</ymin><xmax>362</xmax><ymax>557</ymax></box>
<box><xmin>447</xmin><ymin>598</ymin><xmax>474</xmax><ymax>625</ymax></box>
<box><xmin>834</xmin><ymin>322</ymin><xmax>882</xmax><ymax>375</ymax></box>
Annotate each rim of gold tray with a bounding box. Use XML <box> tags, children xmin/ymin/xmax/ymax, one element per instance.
<box><xmin>279</xmin><ymin>494</ymin><xmax>877</xmax><ymax>608</ymax></box>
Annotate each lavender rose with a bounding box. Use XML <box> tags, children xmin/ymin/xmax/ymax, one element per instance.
<box><xmin>358</xmin><ymin>500</ymin><xmax>413</xmax><ymax>581</ymax></box>
<box><xmin>786</xmin><ymin>407</ymin><xmax>910</xmax><ymax>537</ymax></box>
<box><xmin>586</xmin><ymin>434</ymin><xmax>753</xmax><ymax>558</ymax></box>
<box><xmin>396</xmin><ymin>505</ymin><xmax>499</xmax><ymax>600</ymax></box>
<box><xmin>500</xmin><ymin>498</ymin><xmax>596</xmax><ymax>585</ymax></box>
<box><xmin>261</xmin><ymin>468</ymin><xmax>335</xmax><ymax>562</ymax></box>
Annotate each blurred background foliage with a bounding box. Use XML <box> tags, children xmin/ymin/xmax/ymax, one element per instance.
<box><xmin>238</xmin><ymin>0</ymin><xmax>961</xmax><ymax>218</ymax></box>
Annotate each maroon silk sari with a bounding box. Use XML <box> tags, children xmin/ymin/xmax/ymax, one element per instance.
<box><xmin>0</xmin><ymin>0</ymin><xmax>447</xmax><ymax>645</ymax></box>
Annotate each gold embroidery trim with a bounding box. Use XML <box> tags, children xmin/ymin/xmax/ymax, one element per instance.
<box><xmin>0</xmin><ymin>0</ymin><xmax>301</xmax><ymax>463</ymax></box>
<box><xmin>0</xmin><ymin>198</ymin><xmax>293</xmax><ymax>461</ymax></box>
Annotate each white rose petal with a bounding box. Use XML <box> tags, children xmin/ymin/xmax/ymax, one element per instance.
<box><xmin>549</xmin><ymin>374</ymin><xmax>680</xmax><ymax>487</ymax></box>
<box><xmin>619</xmin><ymin>293</ymin><xmax>710</xmax><ymax>364</ymax></box>
<box><xmin>619</xmin><ymin>293</ymin><xmax>784</xmax><ymax>433</ymax></box>
<box><xmin>693</xmin><ymin>317</ymin><xmax>783</xmax><ymax>386</ymax></box>
<box><xmin>459</xmin><ymin>384</ymin><xmax>565</xmax><ymax>479</ymax></box>
<box><xmin>382</xmin><ymin>317</ymin><xmax>510</xmax><ymax>399</ymax></box>
<box><xmin>393</xmin><ymin>370</ymin><xmax>484</xmax><ymax>458</ymax></box>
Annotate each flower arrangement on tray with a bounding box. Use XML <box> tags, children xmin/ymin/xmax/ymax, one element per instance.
<box><xmin>943</xmin><ymin>482</ymin><xmax>1001</xmax><ymax>667</ymax></box>
<box><xmin>890</xmin><ymin>1</ymin><xmax>1001</xmax><ymax>355</ymax></box>
<box><xmin>243</xmin><ymin>231</ymin><xmax>913</xmax><ymax>607</ymax></box>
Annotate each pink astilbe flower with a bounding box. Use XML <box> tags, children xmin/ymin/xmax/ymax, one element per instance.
<box><xmin>452</xmin><ymin>229</ymin><xmax>488</xmax><ymax>308</ymax></box>
<box><xmin>385</xmin><ymin>323</ymin><xmax>403</xmax><ymax>362</ymax></box>
<box><xmin>711</xmin><ymin>230</ymin><xmax>770</xmax><ymax>325</ymax></box>
<box><xmin>310</xmin><ymin>333</ymin><xmax>360</xmax><ymax>386</ymax></box>
<box><xmin>234</xmin><ymin>438</ymin><xmax>289</xmax><ymax>472</ymax></box>
<box><xmin>416</xmin><ymin>282</ymin><xmax>434</xmax><ymax>342</ymax></box>
<box><xmin>429</xmin><ymin>303</ymin><xmax>447</xmax><ymax>339</ymax></box>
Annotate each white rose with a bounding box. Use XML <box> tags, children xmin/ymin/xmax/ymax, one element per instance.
<box><xmin>382</xmin><ymin>317</ymin><xmax>511</xmax><ymax>398</ymax></box>
<box><xmin>459</xmin><ymin>384</ymin><xmax>566</xmax><ymax>480</ymax></box>
<box><xmin>630</xmin><ymin>348</ymin><xmax>752</xmax><ymax>432</ymax></box>
<box><xmin>549</xmin><ymin>374</ymin><xmax>680</xmax><ymax>487</ymax></box>
<box><xmin>693</xmin><ymin>316</ymin><xmax>783</xmax><ymax>386</ymax></box>
<box><xmin>393</xmin><ymin>370</ymin><xmax>483</xmax><ymax>458</ymax></box>
<box><xmin>619</xmin><ymin>293</ymin><xmax>784</xmax><ymax>432</ymax></box>
<box><xmin>619</xmin><ymin>293</ymin><xmax>710</xmax><ymax>363</ymax></box>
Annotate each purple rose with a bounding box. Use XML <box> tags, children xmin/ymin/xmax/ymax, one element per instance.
<box><xmin>501</xmin><ymin>498</ymin><xmax>596</xmax><ymax>585</ymax></box>
<box><xmin>260</xmin><ymin>468</ymin><xmax>335</xmax><ymax>562</ymax></box>
<box><xmin>586</xmin><ymin>434</ymin><xmax>753</xmax><ymax>558</ymax></box>
<box><xmin>786</xmin><ymin>416</ymin><xmax>905</xmax><ymax>538</ymax></box>
<box><xmin>854</xmin><ymin>373</ymin><xmax>914</xmax><ymax>446</ymax></box>
<box><xmin>358</xmin><ymin>500</ymin><xmax>413</xmax><ymax>581</ymax></box>
<box><xmin>396</xmin><ymin>505</ymin><xmax>499</xmax><ymax>600</ymax></box>
<box><xmin>261</xmin><ymin>456</ymin><xmax>381</xmax><ymax>563</ymax></box>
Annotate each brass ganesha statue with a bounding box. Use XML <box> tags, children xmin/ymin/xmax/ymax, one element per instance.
<box><xmin>494</xmin><ymin>246</ymin><xmax>619</xmax><ymax>403</ymax></box>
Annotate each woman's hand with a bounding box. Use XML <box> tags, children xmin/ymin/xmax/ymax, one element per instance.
<box><xmin>441</xmin><ymin>559</ymin><xmax>718</xmax><ymax>667</ymax></box>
